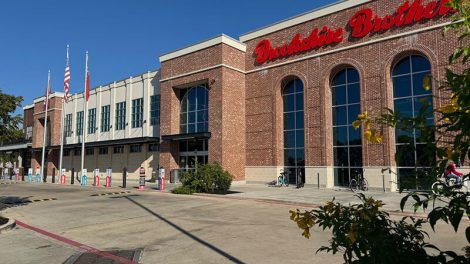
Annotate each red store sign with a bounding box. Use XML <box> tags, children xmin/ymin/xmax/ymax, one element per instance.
<box><xmin>254</xmin><ymin>0</ymin><xmax>454</xmax><ymax>64</ymax></box>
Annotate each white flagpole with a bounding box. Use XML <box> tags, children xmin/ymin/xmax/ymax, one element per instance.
<box><xmin>41</xmin><ymin>70</ymin><xmax>51</xmax><ymax>180</ymax></box>
<box><xmin>59</xmin><ymin>45</ymin><xmax>69</xmax><ymax>177</ymax></box>
<box><xmin>80</xmin><ymin>51</ymin><xmax>88</xmax><ymax>174</ymax></box>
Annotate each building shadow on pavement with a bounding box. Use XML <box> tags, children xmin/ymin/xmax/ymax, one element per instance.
<box><xmin>123</xmin><ymin>196</ymin><xmax>246</xmax><ymax>264</ymax></box>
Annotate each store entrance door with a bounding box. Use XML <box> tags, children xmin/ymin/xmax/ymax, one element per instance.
<box><xmin>178</xmin><ymin>139</ymin><xmax>208</xmax><ymax>171</ymax></box>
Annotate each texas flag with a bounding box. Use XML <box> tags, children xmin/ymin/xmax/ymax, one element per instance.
<box><xmin>85</xmin><ymin>70</ymin><xmax>90</xmax><ymax>101</ymax></box>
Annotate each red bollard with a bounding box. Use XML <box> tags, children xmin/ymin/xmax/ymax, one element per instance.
<box><xmin>160</xmin><ymin>175</ymin><xmax>165</xmax><ymax>191</ymax></box>
<box><xmin>60</xmin><ymin>169</ymin><xmax>66</xmax><ymax>185</ymax></box>
<box><xmin>93</xmin><ymin>169</ymin><xmax>100</xmax><ymax>187</ymax></box>
<box><xmin>15</xmin><ymin>169</ymin><xmax>20</xmax><ymax>182</ymax></box>
<box><xmin>105</xmin><ymin>176</ymin><xmax>111</xmax><ymax>188</ymax></box>
<box><xmin>94</xmin><ymin>176</ymin><xmax>100</xmax><ymax>186</ymax></box>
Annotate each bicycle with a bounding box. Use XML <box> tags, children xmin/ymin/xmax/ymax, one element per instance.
<box><xmin>431</xmin><ymin>176</ymin><xmax>468</xmax><ymax>195</ymax></box>
<box><xmin>277</xmin><ymin>170</ymin><xmax>289</xmax><ymax>187</ymax></box>
<box><xmin>350</xmin><ymin>174</ymin><xmax>368</xmax><ymax>192</ymax></box>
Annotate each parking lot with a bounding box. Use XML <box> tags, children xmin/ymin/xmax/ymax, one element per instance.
<box><xmin>0</xmin><ymin>182</ymin><xmax>468</xmax><ymax>263</ymax></box>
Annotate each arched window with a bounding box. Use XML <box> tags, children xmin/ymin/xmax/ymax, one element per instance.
<box><xmin>179</xmin><ymin>85</ymin><xmax>209</xmax><ymax>169</ymax></box>
<box><xmin>392</xmin><ymin>55</ymin><xmax>434</xmax><ymax>189</ymax></box>
<box><xmin>180</xmin><ymin>85</ymin><xmax>209</xmax><ymax>134</ymax></box>
<box><xmin>331</xmin><ymin>68</ymin><xmax>362</xmax><ymax>187</ymax></box>
<box><xmin>283</xmin><ymin>78</ymin><xmax>305</xmax><ymax>185</ymax></box>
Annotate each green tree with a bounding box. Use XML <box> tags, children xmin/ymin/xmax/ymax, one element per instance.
<box><xmin>0</xmin><ymin>89</ymin><xmax>23</xmax><ymax>145</ymax></box>
<box><xmin>291</xmin><ymin>1</ymin><xmax>470</xmax><ymax>262</ymax></box>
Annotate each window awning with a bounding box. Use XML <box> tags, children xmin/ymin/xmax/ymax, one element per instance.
<box><xmin>161</xmin><ymin>132</ymin><xmax>211</xmax><ymax>141</ymax></box>
<box><xmin>0</xmin><ymin>143</ymin><xmax>31</xmax><ymax>151</ymax></box>
<box><xmin>32</xmin><ymin>137</ymin><xmax>160</xmax><ymax>151</ymax></box>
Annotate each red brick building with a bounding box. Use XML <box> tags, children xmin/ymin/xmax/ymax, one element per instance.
<box><xmin>158</xmin><ymin>0</ymin><xmax>461</xmax><ymax>191</ymax></box>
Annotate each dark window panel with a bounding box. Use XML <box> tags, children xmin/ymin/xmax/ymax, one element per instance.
<box><xmin>393</xmin><ymin>57</ymin><xmax>411</xmax><ymax>76</ymax></box>
<box><xmin>412</xmin><ymin>72</ymin><xmax>432</xmax><ymax>96</ymax></box>
<box><xmin>284</xmin><ymin>94</ymin><xmax>295</xmax><ymax>112</ymax></box>
<box><xmin>395</xmin><ymin>129</ymin><xmax>414</xmax><ymax>144</ymax></box>
<box><xmin>393</xmin><ymin>75</ymin><xmax>412</xmax><ymax>98</ymax></box>
<box><xmin>296</xmin><ymin>149</ymin><xmax>305</xmax><ymax>166</ymax></box>
<box><xmin>416</xmin><ymin>143</ymin><xmax>436</xmax><ymax>167</ymax></box>
<box><xmin>284</xmin><ymin>112</ymin><xmax>295</xmax><ymax>130</ymax></box>
<box><xmin>284</xmin><ymin>131</ymin><xmax>296</xmax><ymax>148</ymax></box>
<box><xmin>295</xmin><ymin>92</ymin><xmax>304</xmax><ymax>110</ymax></box>
<box><xmin>347</xmin><ymin>68</ymin><xmax>360</xmax><ymax>83</ymax></box>
<box><xmin>283</xmin><ymin>81</ymin><xmax>295</xmax><ymax>94</ymax></box>
<box><xmin>414</xmin><ymin>96</ymin><xmax>434</xmax><ymax>117</ymax></box>
<box><xmin>284</xmin><ymin>149</ymin><xmax>296</xmax><ymax>167</ymax></box>
<box><xmin>333</xmin><ymin>127</ymin><xmax>348</xmax><ymax>146</ymax></box>
<box><xmin>296</xmin><ymin>130</ymin><xmax>305</xmax><ymax>148</ymax></box>
<box><xmin>179</xmin><ymin>141</ymin><xmax>188</xmax><ymax>152</ymax></box>
<box><xmin>333</xmin><ymin>106</ymin><xmax>347</xmax><ymax>126</ymax></box>
<box><xmin>189</xmin><ymin>124</ymin><xmax>196</xmax><ymax>133</ymax></box>
<box><xmin>332</xmin><ymin>70</ymin><xmax>346</xmax><ymax>86</ymax></box>
<box><xmin>334</xmin><ymin>147</ymin><xmax>349</xmax><ymax>167</ymax></box>
<box><xmin>188</xmin><ymin>112</ymin><xmax>196</xmax><ymax>123</ymax></box>
<box><xmin>398</xmin><ymin>168</ymin><xmax>416</xmax><ymax>189</ymax></box>
<box><xmin>348</xmin><ymin>126</ymin><xmax>362</xmax><ymax>146</ymax></box>
<box><xmin>332</xmin><ymin>85</ymin><xmax>347</xmax><ymax>106</ymax></box>
<box><xmin>348</xmin><ymin>104</ymin><xmax>360</xmax><ymax>125</ymax></box>
<box><xmin>335</xmin><ymin>168</ymin><xmax>349</xmax><ymax>186</ymax></box>
<box><xmin>295</xmin><ymin>79</ymin><xmax>304</xmax><ymax>93</ymax></box>
<box><xmin>394</xmin><ymin>98</ymin><xmax>414</xmax><ymax>118</ymax></box>
<box><xmin>396</xmin><ymin>145</ymin><xmax>416</xmax><ymax>167</ymax></box>
<box><xmin>349</xmin><ymin>147</ymin><xmax>363</xmax><ymax>167</ymax></box>
<box><xmin>411</xmin><ymin>55</ymin><xmax>431</xmax><ymax>72</ymax></box>
<box><xmin>347</xmin><ymin>83</ymin><xmax>360</xmax><ymax>104</ymax></box>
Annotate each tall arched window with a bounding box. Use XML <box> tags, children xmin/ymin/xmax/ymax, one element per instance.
<box><xmin>179</xmin><ymin>84</ymin><xmax>209</xmax><ymax>169</ymax></box>
<box><xmin>283</xmin><ymin>78</ymin><xmax>305</xmax><ymax>185</ymax></box>
<box><xmin>392</xmin><ymin>55</ymin><xmax>434</xmax><ymax>189</ymax></box>
<box><xmin>332</xmin><ymin>68</ymin><xmax>362</xmax><ymax>187</ymax></box>
<box><xmin>180</xmin><ymin>85</ymin><xmax>209</xmax><ymax>134</ymax></box>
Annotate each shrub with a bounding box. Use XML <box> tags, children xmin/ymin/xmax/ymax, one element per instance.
<box><xmin>171</xmin><ymin>186</ymin><xmax>195</xmax><ymax>195</ymax></box>
<box><xmin>179</xmin><ymin>162</ymin><xmax>233</xmax><ymax>193</ymax></box>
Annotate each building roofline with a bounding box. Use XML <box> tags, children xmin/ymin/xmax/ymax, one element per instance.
<box><xmin>61</xmin><ymin>69</ymin><xmax>159</xmax><ymax>101</ymax></box>
<box><xmin>239</xmin><ymin>0</ymin><xmax>373</xmax><ymax>42</ymax></box>
<box><xmin>159</xmin><ymin>34</ymin><xmax>246</xmax><ymax>63</ymax></box>
<box><xmin>33</xmin><ymin>92</ymin><xmax>65</xmax><ymax>104</ymax></box>
<box><xmin>23</xmin><ymin>104</ymin><xmax>34</xmax><ymax>110</ymax></box>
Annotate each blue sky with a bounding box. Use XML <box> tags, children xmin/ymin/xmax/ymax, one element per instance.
<box><xmin>0</xmin><ymin>0</ymin><xmax>334</xmax><ymax>112</ymax></box>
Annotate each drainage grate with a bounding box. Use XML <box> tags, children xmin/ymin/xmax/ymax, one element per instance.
<box><xmin>64</xmin><ymin>249</ymin><xmax>142</xmax><ymax>264</ymax></box>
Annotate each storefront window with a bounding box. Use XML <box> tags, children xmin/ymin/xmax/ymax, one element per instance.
<box><xmin>180</xmin><ymin>85</ymin><xmax>208</xmax><ymax>134</ymax></box>
<box><xmin>392</xmin><ymin>55</ymin><xmax>434</xmax><ymax>189</ymax></box>
<box><xmin>283</xmin><ymin>78</ymin><xmax>305</xmax><ymax>185</ymax></box>
<box><xmin>332</xmin><ymin>68</ymin><xmax>362</xmax><ymax>187</ymax></box>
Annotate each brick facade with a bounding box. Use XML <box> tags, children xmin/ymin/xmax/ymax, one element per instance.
<box><xmin>159</xmin><ymin>0</ymin><xmax>461</xmax><ymax>189</ymax></box>
<box><xmin>160</xmin><ymin>43</ymin><xmax>246</xmax><ymax>181</ymax></box>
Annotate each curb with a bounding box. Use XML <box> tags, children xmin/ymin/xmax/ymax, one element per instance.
<box><xmin>0</xmin><ymin>218</ymin><xmax>16</xmax><ymax>234</ymax></box>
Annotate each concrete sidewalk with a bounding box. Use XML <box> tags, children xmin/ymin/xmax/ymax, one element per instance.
<box><xmin>203</xmin><ymin>184</ymin><xmax>429</xmax><ymax>215</ymax></box>
<box><xmin>0</xmin><ymin>177</ymin><xmax>441</xmax><ymax>217</ymax></box>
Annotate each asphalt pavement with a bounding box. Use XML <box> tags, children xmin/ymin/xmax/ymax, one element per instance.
<box><xmin>0</xmin><ymin>179</ymin><xmax>468</xmax><ymax>264</ymax></box>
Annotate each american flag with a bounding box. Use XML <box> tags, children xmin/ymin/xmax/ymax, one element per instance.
<box><xmin>64</xmin><ymin>46</ymin><xmax>70</xmax><ymax>103</ymax></box>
